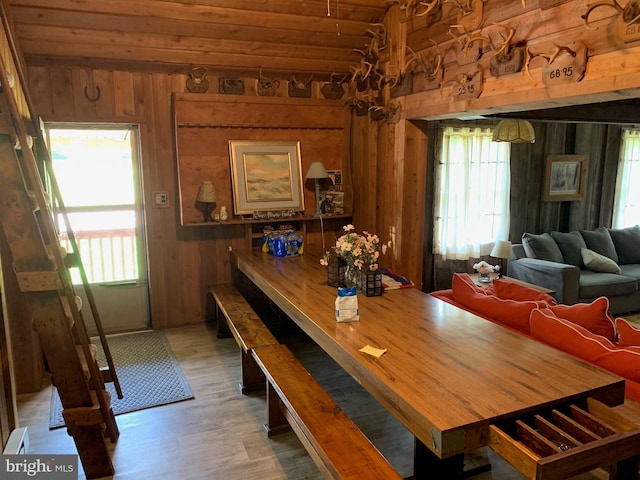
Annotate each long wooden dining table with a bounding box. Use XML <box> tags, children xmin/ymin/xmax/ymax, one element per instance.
<box><xmin>232</xmin><ymin>249</ymin><xmax>628</xmax><ymax>478</ymax></box>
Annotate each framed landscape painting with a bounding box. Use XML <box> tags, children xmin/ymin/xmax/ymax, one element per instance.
<box><xmin>229</xmin><ymin>140</ymin><xmax>304</xmax><ymax>215</ymax></box>
<box><xmin>543</xmin><ymin>154</ymin><xmax>588</xmax><ymax>202</ymax></box>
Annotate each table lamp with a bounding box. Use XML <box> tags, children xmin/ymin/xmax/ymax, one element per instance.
<box><xmin>196</xmin><ymin>180</ymin><xmax>217</xmax><ymax>222</ymax></box>
<box><xmin>491</xmin><ymin>240</ymin><xmax>512</xmax><ymax>278</ymax></box>
<box><xmin>305</xmin><ymin>162</ymin><xmax>329</xmax><ymax>217</ymax></box>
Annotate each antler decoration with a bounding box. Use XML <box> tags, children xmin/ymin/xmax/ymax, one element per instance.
<box><xmin>490</xmin><ymin>23</ymin><xmax>515</xmax><ymax>58</ymax></box>
<box><xmin>442</xmin><ymin>72</ymin><xmax>475</xmax><ymax>90</ymax></box>
<box><xmin>349</xmin><ymin>61</ymin><xmax>374</xmax><ymax>91</ymax></box>
<box><xmin>444</xmin><ymin>0</ymin><xmax>475</xmax><ymax>16</ymax></box>
<box><xmin>367</xmin><ymin>23</ymin><xmax>388</xmax><ymax>52</ymax></box>
<box><xmin>387</xmin><ymin>0</ymin><xmax>439</xmax><ymax>20</ymax></box>
<box><xmin>416</xmin><ymin>39</ymin><xmax>443</xmax><ymax>82</ymax></box>
<box><xmin>329</xmin><ymin>72</ymin><xmax>349</xmax><ymax>86</ymax></box>
<box><xmin>345</xmin><ymin>93</ymin><xmax>375</xmax><ymax>116</ymax></box>
<box><xmin>525</xmin><ymin>45</ymin><xmax>576</xmax><ymax>80</ymax></box>
<box><xmin>448</xmin><ymin>24</ymin><xmax>490</xmax><ymax>52</ymax></box>
<box><xmin>290</xmin><ymin>75</ymin><xmax>313</xmax><ymax>90</ymax></box>
<box><xmin>257</xmin><ymin>70</ymin><xmax>280</xmax><ymax>96</ymax></box>
<box><xmin>582</xmin><ymin>0</ymin><xmax>640</xmax><ymax>29</ymax></box>
<box><xmin>369</xmin><ymin>100</ymin><xmax>401</xmax><ymax>123</ymax></box>
<box><xmin>385</xmin><ymin>47</ymin><xmax>419</xmax><ymax>89</ymax></box>
<box><xmin>415</xmin><ymin>0</ymin><xmax>442</xmax><ymax>17</ymax></box>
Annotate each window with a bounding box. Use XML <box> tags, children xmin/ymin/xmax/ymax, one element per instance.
<box><xmin>46</xmin><ymin>125</ymin><xmax>146</xmax><ymax>285</ymax></box>
<box><xmin>613</xmin><ymin>128</ymin><xmax>640</xmax><ymax>228</ymax></box>
<box><xmin>433</xmin><ymin>126</ymin><xmax>511</xmax><ymax>260</ymax></box>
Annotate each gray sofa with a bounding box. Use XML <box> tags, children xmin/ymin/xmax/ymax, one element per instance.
<box><xmin>507</xmin><ymin>225</ymin><xmax>640</xmax><ymax>315</ymax></box>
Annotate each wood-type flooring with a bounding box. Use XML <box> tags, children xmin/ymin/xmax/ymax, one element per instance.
<box><xmin>17</xmin><ymin>318</ymin><xmax>636</xmax><ymax>480</ymax></box>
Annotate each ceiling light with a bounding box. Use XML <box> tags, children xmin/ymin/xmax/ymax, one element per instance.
<box><xmin>492</xmin><ymin>120</ymin><xmax>535</xmax><ymax>143</ymax></box>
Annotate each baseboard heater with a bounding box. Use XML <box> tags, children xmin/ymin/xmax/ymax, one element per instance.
<box><xmin>3</xmin><ymin>427</ymin><xmax>29</xmax><ymax>454</ymax></box>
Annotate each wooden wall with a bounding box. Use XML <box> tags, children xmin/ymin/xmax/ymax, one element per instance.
<box><xmin>174</xmin><ymin>94</ymin><xmax>348</xmax><ymax>225</ymax></box>
<box><xmin>19</xmin><ymin>0</ymin><xmax>640</xmax><ymax>325</ymax></box>
<box><xmin>0</xmin><ymin>249</ymin><xmax>18</xmax><ymax>445</ymax></box>
<box><xmin>26</xmin><ymin>66</ymin><xmax>352</xmax><ymax>329</ymax></box>
<box><xmin>427</xmin><ymin>120</ymin><xmax>625</xmax><ymax>291</ymax></box>
<box><xmin>369</xmin><ymin>0</ymin><xmax>640</xmax><ymax>292</ymax></box>
<box><xmin>401</xmin><ymin>1</ymin><xmax>640</xmax><ymax>121</ymax></box>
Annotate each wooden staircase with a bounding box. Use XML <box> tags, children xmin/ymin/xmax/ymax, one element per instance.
<box><xmin>0</xmin><ymin>9</ymin><xmax>120</xmax><ymax>478</ymax></box>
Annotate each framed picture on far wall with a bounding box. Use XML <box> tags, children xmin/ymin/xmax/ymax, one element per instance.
<box><xmin>543</xmin><ymin>154</ymin><xmax>588</xmax><ymax>202</ymax></box>
<box><xmin>228</xmin><ymin>140</ymin><xmax>305</xmax><ymax>215</ymax></box>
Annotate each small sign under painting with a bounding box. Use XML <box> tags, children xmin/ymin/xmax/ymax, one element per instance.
<box><xmin>252</xmin><ymin>210</ymin><xmax>298</xmax><ymax>220</ymax></box>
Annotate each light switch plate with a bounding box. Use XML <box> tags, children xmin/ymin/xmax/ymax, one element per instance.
<box><xmin>154</xmin><ymin>191</ymin><xmax>168</xmax><ymax>207</ymax></box>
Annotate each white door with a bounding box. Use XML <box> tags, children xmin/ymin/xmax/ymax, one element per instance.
<box><xmin>46</xmin><ymin>125</ymin><xmax>149</xmax><ymax>335</ymax></box>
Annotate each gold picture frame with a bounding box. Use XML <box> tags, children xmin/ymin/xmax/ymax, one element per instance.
<box><xmin>229</xmin><ymin>140</ymin><xmax>305</xmax><ymax>215</ymax></box>
<box><xmin>543</xmin><ymin>154</ymin><xmax>588</xmax><ymax>202</ymax></box>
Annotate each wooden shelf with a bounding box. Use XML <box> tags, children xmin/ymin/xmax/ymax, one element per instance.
<box><xmin>181</xmin><ymin>213</ymin><xmax>351</xmax><ymax>227</ymax></box>
<box><xmin>181</xmin><ymin>213</ymin><xmax>351</xmax><ymax>251</ymax></box>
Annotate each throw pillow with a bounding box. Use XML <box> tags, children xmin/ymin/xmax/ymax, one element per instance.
<box><xmin>608</xmin><ymin>225</ymin><xmax>640</xmax><ymax>265</ymax></box>
<box><xmin>522</xmin><ymin>232</ymin><xmax>564</xmax><ymax>263</ymax></box>
<box><xmin>580</xmin><ymin>227</ymin><xmax>619</xmax><ymax>263</ymax></box>
<box><xmin>492</xmin><ymin>279</ymin><xmax>557</xmax><ymax>305</ymax></box>
<box><xmin>530</xmin><ymin>309</ymin><xmax>640</xmax><ymax>384</ymax></box>
<box><xmin>548</xmin><ymin>296</ymin><xmax>616</xmax><ymax>341</ymax></box>
<box><xmin>616</xmin><ymin>318</ymin><xmax>640</xmax><ymax>347</ymax></box>
<box><xmin>451</xmin><ymin>273</ymin><xmax>487</xmax><ymax>304</ymax></box>
<box><xmin>581</xmin><ymin>248</ymin><xmax>621</xmax><ymax>274</ymax></box>
<box><xmin>551</xmin><ymin>231</ymin><xmax>586</xmax><ymax>268</ymax></box>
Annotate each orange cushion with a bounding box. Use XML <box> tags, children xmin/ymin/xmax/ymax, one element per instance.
<box><xmin>452</xmin><ymin>273</ymin><xmax>546</xmax><ymax>334</ymax></box>
<box><xmin>451</xmin><ymin>273</ymin><xmax>487</xmax><ymax>301</ymax></box>
<box><xmin>530</xmin><ymin>309</ymin><xmax>640</xmax><ymax>384</ymax></box>
<box><xmin>616</xmin><ymin>318</ymin><xmax>640</xmax><ymax>347</ymax></box>
<box><xmin>549</xmin><ymin>297</ymin><xmax>615</xmax><ymax>341</ymax></box>
<box><xmin>492</xmin><ymin>279</ymin><xmax>557</xmax><ymax>305</ymax></box>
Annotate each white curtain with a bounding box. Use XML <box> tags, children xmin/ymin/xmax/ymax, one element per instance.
<box><xmin>434</xmin><ymin>126</ymin><xmax>511</xmax><ymax>260</ymax></box>
<box><xmin>613</xmin><ymin>129</ymin><xmax>640</xmax><ymax>228</ymax></box>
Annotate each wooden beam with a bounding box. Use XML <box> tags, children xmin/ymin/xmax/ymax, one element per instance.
<box><xmin>9</xmin><ymin>0</ymin><xmax>373</xmax><ymax>36</ymax></box>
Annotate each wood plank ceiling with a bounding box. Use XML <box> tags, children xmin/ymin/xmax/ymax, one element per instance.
<box><xmin>7</xmin><ymin>0</ymin><xmax>389</xmax><ymax>77</ymax></box>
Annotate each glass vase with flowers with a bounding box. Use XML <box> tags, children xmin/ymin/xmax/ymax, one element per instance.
<box><xmin>320</xmin><ymin>224</ymin><xmax>391</xmax><ymax>291</ymax></box>
<box><xmin>473</xmin><ymin>260</ymin><xmax>498</xmax><ymax>283</ymax></box>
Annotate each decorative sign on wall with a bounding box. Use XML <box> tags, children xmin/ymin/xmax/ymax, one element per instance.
<box><xmin>541</xmin><ymin>42</ymin><xmax>587</xmax><ymax>86</ymax></box>
<box><xmin>256</xmin><ymin>71</ymin><xmax>280</xmax><ymax>96</ymax></box>
<box><xmin>321</xmin><ymin>74</ymin><xmax>347</xmax><ymax>99</ymax></box>
<box><xmin>390</xmin><ymin>72</ymin><xmax>414</xmax><ymax>98</ymax></box>
<box><xmin>186</xmin><ymin>67</ymin><xmax>209</xmax><ymax>93</ymax></box>
<box><xmin>413</xmin><ymin>69</ymin><xmax>442</xmax><ymax>92</ymax></box>
<box><xmin>449</xmin><ymin>71</ymin><xmax>483</xmax><ymax>101</ymax></box>
<box><xmin>613</xmin><ymin>9</ymin><xmax>640</xmax><ymax>44</ymax></box>
<box><xmin>583</xmin><ymin>0</ymin><xmax>640</xmax><ymax>44</ymax></box>
<box><xmin>414</xmin><ymin>43</ymin><xmax>443</xmax><ymax>91</ymax></box>
<box><xmin>288</xmin><ymin>76</ymin><xmax>313</xmax><ymax>98</ymax></box>
<box><xmin>219</xmin><ymin>77</ymin><xmax>245</xmax><ymax>95</ymax></box>
<box><xmin>490</xmin><ymin>46</ymin><xmax>526</xmax><ymax>78</ymax></box>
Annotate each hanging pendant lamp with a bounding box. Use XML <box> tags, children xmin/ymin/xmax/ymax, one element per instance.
<box><xmin>492</xmin><ymin>119</ymin><xmax>536</xmax><ymax>143</ymax></box>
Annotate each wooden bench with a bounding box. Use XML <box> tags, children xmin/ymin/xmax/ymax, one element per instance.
<box><xmin>210</xmin><ymin>284</ymin><xmax>279</xmax><ymax>393</ymax></box>
<box><xmin>252</xmin><ymin>343</ymin><xmax>403</xmax><ymax>480</ymax></box>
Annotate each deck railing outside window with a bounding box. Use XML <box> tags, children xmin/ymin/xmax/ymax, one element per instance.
<box><xmin>59</xmin><ymin>228</ymin><xmax>138</xmax><ymax>284</ymax></box>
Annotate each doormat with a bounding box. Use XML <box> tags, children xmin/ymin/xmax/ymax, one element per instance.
<box><xmin>50</xmin><ymin>330</ymin><xmax>194</xmax><ymax>429</ymax></box>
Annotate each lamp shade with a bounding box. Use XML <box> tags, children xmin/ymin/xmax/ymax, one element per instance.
<box><xmin>492</xmin><ymin>120</ymin><xmax>535</xmax><ymax>143</ymax></box>
<box><xmin>197</xmin><ymin>181</ymin><xmax>217</xmax><ymax>203</ymax></box>
<box><xmin>305</xmin><ymin>162</ymin><xmax>329</xmax><ymax>180</ymax></box>
<box><xmin>491</xmin><ymin>240</ymin><xmax>512</xmax><ymax>259</ymax></box>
